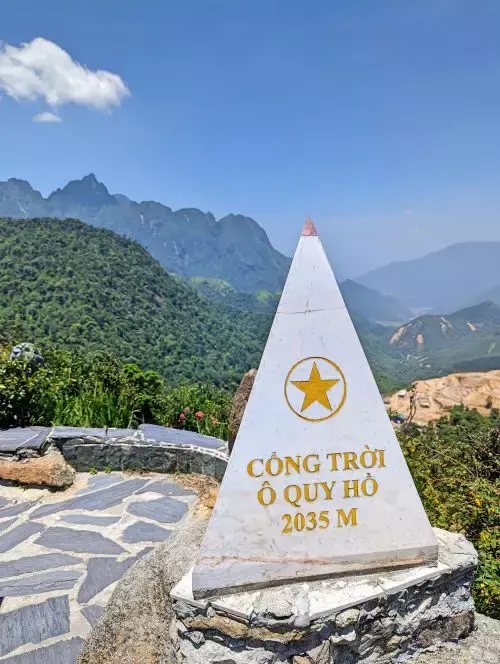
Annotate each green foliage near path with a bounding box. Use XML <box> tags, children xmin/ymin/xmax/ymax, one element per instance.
<box><xmin>0</xmin><ymin>347</ymin><xmax>230</xmax><ymax>437</ymax></box>
<box><xmin>399</xmin><ymin>407</ymin><xmax>500</xmax><ymax>619</ymax></box>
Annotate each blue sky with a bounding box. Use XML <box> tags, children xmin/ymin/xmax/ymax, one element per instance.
<box><xmin>1</xmin><ymin>0</ymin><xmax>500</xmax><ymax>276</ymax></box>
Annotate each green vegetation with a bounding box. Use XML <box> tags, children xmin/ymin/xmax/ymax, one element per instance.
<box><xmin>0</xmin><ymin>175</ymin><xmax>291</xmax><ymax>293</ymax></box>
<box><xmin>399</xmin><ymin>407</ymin><xmax>500</xmax><ymax>619</ymax></box>
<box><xmin>0</xmin><ymin>346</ymin><xmax>230</xmax><ymax>437</ymax></box>
<box><xmin>0</xmin><ymin>217</ymin><xmax>269</xmax><ymax>388</ymax></box>
<box><xmin>0</xmin><ymin>217</ymin><xmax>400</xmax><ymax>392</ymax></box>
<box><xmin>188</xmin><ymin>276</ymin><xmax>281</xmax><ymax>313</ymax></box>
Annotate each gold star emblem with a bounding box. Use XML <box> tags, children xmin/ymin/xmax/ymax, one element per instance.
<box><xmin>284</xmin><ymin>356</ymin><xmax>347</xmax><ymax>422</ymax></box>
<box><xmin>291</xmin><ymin>362</ymin><xmax>339</xmax><ymax>412</ymax></box>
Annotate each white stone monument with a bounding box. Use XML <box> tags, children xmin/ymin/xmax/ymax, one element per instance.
<box><xmin>191</xmin><ymin>219</ymin><xmax>438</xmax><ymax>599</ymax></box>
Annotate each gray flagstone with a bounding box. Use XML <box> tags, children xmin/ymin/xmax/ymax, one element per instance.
<box><xmin>0</xmin><ymin>637</ymin><xmax>85</xmax><ymax>664</ymax></box>
<box><xmin>0</xmin><ymin>501</ymin><xmax>37</xmax><ymax>519</ymax></box>
<box><xmin>0</xmin><ymin>522</ymin><xmax>43</xmax><ymax>554</ymax></box>
<box><xmin>0</xmin><ymin>595</ymin><xmax>70</xmax><ymax>657</ymax></box>
<box><xmin>30</xmin><ymin>478</ymin><xmax>149</xmax><ymax>519</ymax></box>
<box><xmin>81</xmin><ymin>604</ymin><xmax>104</xmax><ymax>627</ymax></box>
<box><xmin>0</xmin><ymin>517</ymin><xmax>16</xmax><ymax>533</ymax></box>
<box><xmin>127</xmin><ymin>496</ymin><xmax>187</xmax><ymax>523</ymax></box>
<box><xmin>135</xmin><ymin>479</ymin><xmax>194</xmax><ymax>497</ymax></box>
<box><xmin>0</xmin><ymin>569</ymin><xmax>82</xmax><ymax>597</ymax></box>
<box><xmin>0</xmin><ymin>553</ymin><xmax>81</xmax><ymax>579</ymax></box>
<box><xmin>36</xmin><ymin>527</ymin><xmax>125</xmax><ymax>554</ymax></box>
<box><xmin>77</xmin><ymin>556</ymin><xmax>137</xmax><ymax>603</ymax></box>
<box><xmin>122</xmin><ymin>520</ymin><xmax>171</xmax><ymax>544</ymax></box>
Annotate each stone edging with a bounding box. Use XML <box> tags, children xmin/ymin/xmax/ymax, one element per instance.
<box><xmin>54</xmin><ymin>436</ymin><xmax>228</xmax><ymax>482</ymax></box>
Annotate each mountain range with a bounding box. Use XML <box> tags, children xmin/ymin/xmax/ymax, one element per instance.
<box><xmin>4</xmin><ymin>173</ymin><xmax>500</xmax><ymax>321</ymax></box>
<box><xmin>358</xmin><ymin>242</ymin><xmax>500</xmax><ymax>312</ymax></box>
<box><xmin>1</xmin><ymin>211</ymin><xmax>500</xmax><ymax>391</ymax></box>
<box><xmin>0</xmin><ymin>174</ymin><xmax>416</xmax><ymax>324</ymax></box>
<box><xmin>2</xmin><ymin>173</ymin><xmax>500</xmax><ymax>388</ymax></box>
<box><xmin>0</xmin><ymin>175</ymin><xmax>289</xmax><ymax>293</ymax></box>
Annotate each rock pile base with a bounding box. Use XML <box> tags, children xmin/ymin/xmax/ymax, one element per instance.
<box><xmin>171</xmin><ymin>529</ymin><xmax>477</xmax><ymax>663</ymax></box>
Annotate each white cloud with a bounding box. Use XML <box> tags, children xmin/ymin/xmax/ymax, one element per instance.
<box><xmin>0</xmin><ymin>37</ymin><xmax>130</xmax><ymax>113</ymax></box>
<box><xmin>33</xmin><ymin>111</ymin><xmax>62</xmax><ymax>123</ymax></box>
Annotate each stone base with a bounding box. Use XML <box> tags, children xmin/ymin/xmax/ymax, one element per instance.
<box><xmin>170</xmin><ymin>529</ymin><xmax>477</xmax><ymax>663</ymax></box>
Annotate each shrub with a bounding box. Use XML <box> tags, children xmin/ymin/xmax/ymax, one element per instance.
<box><xmin>0</xmin><ymin>345</ymin><xmax>231</xmax><ymax>439</ymax></box>
<box><xmin>399</xmin><ymin>406</ymin><xmax>500</xmax><ymax>618</ymax></box>
<box><xmin>156</xmin><ymin>383</ymin><xmax>231</xmax><ymax>439</ymax></box>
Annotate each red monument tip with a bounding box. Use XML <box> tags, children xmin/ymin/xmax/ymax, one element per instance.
<box><xmin>301</xmin><ymin>217</ymin><xmax>318</xmax><ymax>236</ymax></box>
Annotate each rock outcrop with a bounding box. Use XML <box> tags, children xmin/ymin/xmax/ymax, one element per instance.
<box><xmin>0</xmin><ymin>449</ymin><xmax>75</xmax><ymax>487</ymax></box>
<box><xmin>228</xmin><ymin>368</ymin><xmax>257</xmax><ymax>453</ymax></box>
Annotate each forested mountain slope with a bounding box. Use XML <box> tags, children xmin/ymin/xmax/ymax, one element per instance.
<box><xmin>0</xmin><ymin>217</ymin><xmax>406</xmax><ymax>392</ymax></box>
<box><xmin>0</xmin><ymin>217</ymin><xmax>270</xmax><ymax>387</ymax></box>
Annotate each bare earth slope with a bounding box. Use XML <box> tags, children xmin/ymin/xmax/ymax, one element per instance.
<box><xmin>388</xmin><ymin>370</ymin><xmax>500</xmax><ymax>423</ymax></box>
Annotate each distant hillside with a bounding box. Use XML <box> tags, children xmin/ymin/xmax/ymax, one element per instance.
<box><xmin>0</xmin><ymin>175</ymin><xmax>290</xmax><ymax>293</ymax></box>
<box><xmin>0</xmin><ymin>216</ymin><xmax>409</xmax><ymax>393</ymax></box>
<box><xmin>387</xmin><ymin>301</ymin><xmax>500</xmax><ymax>378</ymax></box>
<box><xmin>190</xmin><ymin>275</ymin><xmax>411</xmax><ymax>324</ymax></box>
<box><xmin>468</xmin><ymin>284</ymin><xmax>500</xmax><ymax>308</ymax></box>
<box><xmin>340</xmin><ymin>279</ymin><xmax>411</xmax><ymax>323</ymax></box>
<box><xmin>187</xmin><ymin>277</ymin><xmax>281</xmax><ymax>313</ymax></box>
<box><xmin>389</xmin><ymin>302</ymin><xmax>500</xmax><ymax>352</ymax></box>
<box><xmin>358</xmin><ymin>242</ymin><xmax>500</xmax><ymax>311</ymax></box>
<box><xmin>0</xmin><ymin>217</ymin><xmax>270</xmax><ymax>387</ymax></box>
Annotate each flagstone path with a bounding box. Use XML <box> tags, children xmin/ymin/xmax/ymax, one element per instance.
<box><xmin>0</xmin><ymin>472</ymin><xmax>196</xmax><ymax>663</ymax></box>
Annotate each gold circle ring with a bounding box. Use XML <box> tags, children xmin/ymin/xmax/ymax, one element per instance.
<box><xmin>284</xmin><ymin>356</ymin><xmax>347</xmax><ymax>422</ymax></box>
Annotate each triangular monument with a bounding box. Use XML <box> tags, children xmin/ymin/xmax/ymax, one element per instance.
<box><xmin>192</xmin><ymin>219</ymin><xmax>438</xmax><ymax>598</ymax></box>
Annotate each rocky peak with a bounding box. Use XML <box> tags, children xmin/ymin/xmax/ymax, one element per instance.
<box><xmin>48</xmin><ymin>173</ymin><xmax>117</xmax><ymax>212</ymax></box>
<box><xmin>0</xmin><ymin>179</ymin><xmax>48</xmax><ymax>217</ymax></box>
<box><xmin>0</xmin><ymin>174</ymin><xmax>290</xmax><ymax>292</ymax></box>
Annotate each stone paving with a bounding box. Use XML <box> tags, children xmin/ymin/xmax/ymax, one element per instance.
<box><xmin>0</xmin><ymin>472</ymin><xmax>196</xmax><ymax>663</ymax></box>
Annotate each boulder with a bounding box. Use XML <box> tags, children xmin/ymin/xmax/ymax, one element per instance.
<box><xmin>413</xmin><ymin>613</ymin><xmax>500</xmax><ymax>664</ymax></box>
<box><xmin>78</xmin><ymin>516</ymin><xmax>208</xmax><ymax>664</ymax></box>
<box><xmin>228</xmin><ymin>368</ymin><xmax>257</xmax><ymax>453</ymax></box>
<box><xmin>0</xmin><ymin>449</ymin><xmax>75</xmax><ymax>487</ymax></box>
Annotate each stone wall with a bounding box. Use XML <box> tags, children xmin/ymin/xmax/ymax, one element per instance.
<box><xmin>55</xmin><ymin>436</ymin><xmax>228</xmax><ymax>482</ymax></box>
<box><xmin>172</xmin><ymin>530</ymin><xmax>477</xmax><ymax>663</ymax></box>
<box><xmin>0</xmin><ymin>425</ymin><xmax>229</xmax><ymax>485</ymax></box>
